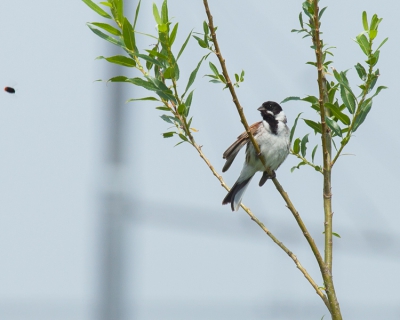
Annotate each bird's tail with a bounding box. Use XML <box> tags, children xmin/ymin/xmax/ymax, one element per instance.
<box><xmin>222</xmin><ymin>176</ymin><xmax>253</xmax><ymax>211</ymax></box>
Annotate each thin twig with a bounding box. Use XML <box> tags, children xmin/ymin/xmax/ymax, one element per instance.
<box><xmin>202</xmin><ymin>0</ymin><xmax>329</xmax><ymax>309</ymax></box>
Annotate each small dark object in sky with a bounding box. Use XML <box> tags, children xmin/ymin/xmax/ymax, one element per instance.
<box><xmin>4</xmin><ymin>87</ymin><xmax>15</xmax><ymax>94</ymax></box>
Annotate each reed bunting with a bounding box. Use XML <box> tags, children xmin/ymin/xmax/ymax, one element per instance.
<box><xmin>222</xmin><ymin>101</ymin><xmax>290</xmax><ymax>211</ymax></box>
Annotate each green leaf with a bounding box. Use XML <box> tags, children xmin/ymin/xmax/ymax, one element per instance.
<box><xmin>87</xmin><ymin>24</ymin><xmax>122</xmax><ymax>47</ymax></box>
<box><xmin>122</xmin><ymin>18</ymin><xmax>136</xmax><ymax>52</ymax></box>
<box><xmin>127</xmin><ymin>77</ymin><xmax>158</xmax><ymax>91</ymax></box>
<box><xmin>177</xmin><ymin>103</ymin><xmax>186</xmax><ymax>115</ymax></box>
<box><xmin>302</xmin><ymin>95</ymin><xmax>319</xmax><ymax>104</ymax></box>
<box><xmin>133</xmin><ymin>0</ymin><xmax>141</xmax><ymax>29</ymax></box>
<box><xmin>318</xmin><ymin>7</ymin><xmax>327</xmax><ymax>20</ymax></box>
<box><xmin>325</xmin><ymin>102</ymin><xmax>350</xmax><ymax>125</ymax></box>
<box><xmin>290</xmin><ymin>112</ymin><xmax>302</xmax><ymax>143</ymax></box>
<box><xmin>333</xmin><ymin>232</ymin><xmax>341</xmax><ymax>238</ymax></box>
<box><xmin>107</xmin><ymin>76</ymin><xmax>128</xmax><ymax>82</ymax></box>
<box><xmin>98</xmin><ymin>55</ymin><xmax>136</xmax><ymax>67</ymax></box>
<box><xmin>369</xmin><ymin>29</ymin><xmax>378</xmax><ymax>40</ymax></box>
<box><xmin>376</xmin><ymin>37</ymin><xmax>389</xmax><ymax>51</ymax></box>
<box><xmin>160</xmin><ymin>114</ymin><xmax>173</xmax><ymax>124</ymax></box>
<box><xmin>325</xmin><ymin>116</ymin><xmax>342</xmax><ymax>137</ymax></box>
<box><xmin>163</xmin><ymin>132</ymin><xmax>175</xmax><ymax>138</ymax></box>
<box><xmin>169</xmin><ymin>23</ymin><xmax>178</xmax><ymax>46</ymax></box>
<box><xmin>370</xmin><ymin>85</ymin><xmax>387</xmax><ymax>99</ymax></box>
<box><xmin>293</xmin><ymin>138</ymin><xmax>301</xmax><ymax>154</ymax></box>
<box><xmin>311</xmin><ymin>145</ymin><xmax>318</xmax><ymax>163</ymax></box>
<box><xmin>303</xmin><ymin>119</ymin><xmax>322</xmax><ymax>134</ymax></box>
<box><xmin>152</xmin><ymin>3</ymin><xmax>162</xmax><ymax>25</ymax></box>
<box><xmin>82</xmin><ymin>0</ymin><xmax>111</xmax><ymax>18</ymax></box>
<box><xmin>185</xmin><ymin>90</ymin><xmax>194</xmax><ymax>107</ymax></box>
<box><xmin>354</xmin><ymin>63</ymin><xmax>367</xmax><ymax>81</ymax></box>
<box><xmin>178</xmin><ymin>134</ymin><xmax>188</xmax><ymax>142</ymax></box>
<box><xmin>136</xmin><ymin>53</ymin><xmax>164</xmax><ymax>67</ymax></box>
<box><xmin>177</xmin><ymin>30</ymin><xmax>192</xmax><ymax>61</ymax></box>
<box><xmin>301</xmin><ymin>134</ymin><xmax>309</xmax><ymax>157</ymax></box>
<box><xmin>355</xmin><ymin>33</ymin><xmax>370</xmax><ymax>55</ymax></box>
<box><xmin>89</xmin><ymin>22</ymin><xmax>121</xmax><ymax>36</ymax></box>
<box><xmin>340</xmin><ymin>85</ymin><xmax>356</xmax><ymax>114</ymax></box>
<box><xmin>99</xmin><ymin>2</ymin><xmax>112</xmax><ymax>8</ymax></box>
<box><xmin>193</xmin><ymin>35</ymin><xmax>207</xmax><ymax>48</ymax></box>
<box><xmin>161</xmin><ymin>0</ymin><xmax>169</xmax><ymax>24</ymax></box>
<box><xmin>298</xmin><ymin>12</ymin><xmax>303</xmax><ymax>29</ymax></box>
<box><xmin>184</xmin><ymin>56</ymin><xmax>205</xmax><ymax>96</ymax></box>
<box><xmin>353</xmin><ymin>99</ymin><xmax>372</xmax><ymax>132</ymax></box>
<box><xmin>281</xmin><ymin>96</ymin><xmax>301</xmax><ymax>104</ymax></box>
<box><xmin>127</xmin><ymin>96</ymin><xmax>160</xmax><ymax>103</ymax></box>
<box><xmin>362</xmin><ymin>11</ymin><xmax>368</xmax><ymax>31</ymax></box>
<box><xmin>203</xmin><ymin>21</ymin><xmax>209</xmax><ymax>35</ymax></box>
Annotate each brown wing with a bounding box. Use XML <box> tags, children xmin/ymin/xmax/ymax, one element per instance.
<box><xmin>222</xmin><ymin>121</ymin><xmax>261</xmax><ymax>172</ymax></box>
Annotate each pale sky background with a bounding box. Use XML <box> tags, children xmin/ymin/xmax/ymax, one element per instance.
<box><xmin>0</xmin><ymin>0</ymin><xmax>399</xmax><ymax>319</ymax></box>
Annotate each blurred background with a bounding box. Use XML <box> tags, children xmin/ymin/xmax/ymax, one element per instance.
<box><xmin>0</xmin><ymin>0</ymin><xmax>399</xmax><ymax>319</ymax></box>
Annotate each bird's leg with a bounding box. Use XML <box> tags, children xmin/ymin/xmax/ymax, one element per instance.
<box><xmin>259</xmin><ymin>170</ymin><xmax>276</xmax><ymax>186</ymax></box>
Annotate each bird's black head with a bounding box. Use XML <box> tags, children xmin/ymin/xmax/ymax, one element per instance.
<box><xmin>257</xmin><ymin>101</ymin><xmax>282</xmax><ymax>116</ymax></box>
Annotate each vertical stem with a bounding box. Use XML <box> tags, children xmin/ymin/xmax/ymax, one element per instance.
<box><xmin>312</xmin><ymin>1</ymin><xmax>342</xmax><ymax>319</ymax></box>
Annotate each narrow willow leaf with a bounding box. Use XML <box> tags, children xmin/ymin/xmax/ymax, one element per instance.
<box><xmin>136</xmin><ymin>53</ymin><xmax>164</xmax><ymax>67</ymax></box>
<box><xmin>299</xmin><ymin>12</ymin><xmax>303</xmax><ymax>29</ymax></box>
<box><xmin>163</xmin><ymin>132</ymin><xmax>175</xmax><ymax>138</ymax></box>
<box><xmin>177</xmin><ymin>30</ymin><xmax>192</xmax><ymax>61</ymax></box>
<box><xmin>193</xmin><ymin>35</ymin><xmax>207</xmax><ymax>48</ymax></box>
<box><xmin>161</xmin><ymin>0</ymin><xmax>168</xmax><ymax>24</ymax></box>
<box><xmin>376</xmin><ymin>37</ymin><xmax>389</xmax><ymax>51</ymax></box>
<box><xmin>353</xmin><ymin>99</ymin><xmax>372</xmax><ymax>132</ymax></box>
<box><xmin>300</xmin><ymin>134</ymin><xmax>309</xmax><ymax>157</ymax></box>
<box><xmin>133</xmin><ymin>0</ymin><xmax>141</xmax><ymax>29</ymax></box>
<box><xmin>293</xmin><ymin>138</ymin><xmax>301</xmax><ymax>154</ymax></box>
<box><xmin>325</xmin><ymin>116</ymin><xmax>342</xmax><ymax>137</ymax></box>
<box><xmin>90</xmin><ymin>22</ymin><xmax>121</xmax><ymax>36</ymax></box>
<box><xmin>318</xmin><ymin>7</ymin><xmax>327</xmax><ymax>20</ymax></box>
<box><xmin>169</xmin><ymin>23</ymin><xmax>178</xmax><ymax>46</ymax></box>
<box><xmin>122</xmin><ymin>18</ymin><xmax>136</xmax><ymax>52</ymax></box>
<box><xmin>177</xmin><ymin>103</ymin><xmax>186</xmax><ymax>115</ymax></box>
<box><xmin>362</xmin><ymin>11</ymin><xmax>368</xmax><ymax>31</ymax></box>
<box><xmin>333</xmin><ymin>232</ymin><xmax>341</xmax><ymax>238</ymax></box>
<box><xmin>87</xmin><ymin>24</ymin><xmax>122</xmax><ymax>46</ymax></box>
<box><xmin>82</xmin><ymin>0</ymin><xmax>111</xmax><ymax>18</ymax></box>
<box><xmin>127</xmin><ymin>77</ymin><xmax>158</xmax><ymax>91</ymax></box>
<box><xmin>370</xmin><ymin>85</ymin><xmax>388</xmax><ymax>99</ymax></box>
<box><xmin>302</xmin><ymin>95</ymin><xmax>319</xmax><ymax>104</ymax></box>
<box><xmin>325</xmin><ymin>102</ymin><xmax>350</xmax><ymax>125</ymax></box>
<box><xmin>290</xmin><ymin>112</ymin><xmax>303</xmax><ymax>143</ymax></box>
<box><xmin>152</xmin><ymin>3</ymin><xmax>162</xmax><ymax>25</ymax></box>
<box><xmin>354</xmin><ymin>63</ymin><xmax>367</xmax><ymax>81</ymax></box>
<box><xmin>178</xmin><ymin>134</ymin><xmax>188</xmax><ymax>142</ymax></box>
<box><xmin>127</xmin><ymin>96</ymin><xmax>160</xmax><ymax>102</ymax></box>
<box><xmin>184</xmin><ymin>57</ymin><xmax>205</xmax><ymax>96</ymax></box>
<box><xmin>185</xmin><ymin>90</ymin><xmax>194</xmax><ymax>107</ymax></box>
<box><xmin>311</xmin><ymin>145</ymin><xmax>318</xmax><ymax>163</ymax></box>
<box><xmin>340</xmin><ymin>85</ymin><xmax>356</xmax><ymax>114</ymax></box>
<box><xmin>100</xmin><ymin>55</ymin><xmax>136</xmax><ymax>67</ymax></box>
<box><xmin>156</xmin><ymin>90</ymin><xmax>177</xmax><ymax>104</ymax></box>
<box><xmin>160</xmin><ymin>114</ymin><xmax>173</xmax><ymax>124</ymax></box>
<box><xmin>100</xmin><ymin>2</ymin><xmax>112</xmax><ymax>8</ymax></box>
<box><xmin>303</xmin><ymin>119</ymin><xmax>322</xmax><ymax>134</ymax></box>
<box><xmin>203</xmin><ymin>21</ymin><xmax>209</xmax><ymax>34</ymax></box>
<box><xmin>281</xmin><ymin>96</ymin><xmax>301</xmax><ymax>104</ymax></box>
<box><xmin>155</xmin><ymin>106</ymin><xmax>170</xmax><ymax>111</ymax></box>
<box><xmin>356</xmin><ymin>33</ymin><xmax>370</xmax><ymax>55</ymax></box>
<box><xmin>108</xmin><ymin>76</ymin><xmax>128</xmax><ymax>82</ymax></box>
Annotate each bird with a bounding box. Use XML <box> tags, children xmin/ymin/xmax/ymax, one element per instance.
<box><xmin>222</xmin><ymin>101</ymin><xmax>290</xmax><ymax>211</ymax></box>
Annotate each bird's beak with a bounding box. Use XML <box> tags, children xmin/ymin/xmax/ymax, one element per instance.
<box><xmin>257</xmin><ymin>105</ymin><xmax>266</xmax><ymax>111</ymax></box>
